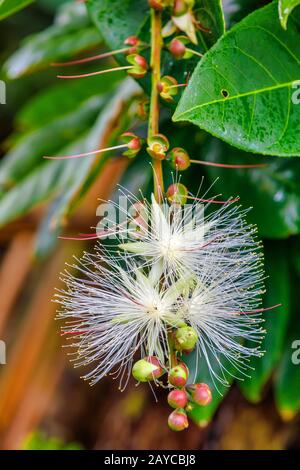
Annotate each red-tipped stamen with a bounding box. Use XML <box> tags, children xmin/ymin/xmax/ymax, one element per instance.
<box><xmin>51</xmin><ymin>48</ymin><xmax>131</xmax><ymax>67</ymax></box>
<box><xmin>190</xmin><ymin>159</ymin><xmax>267</xmax><ymax>169</ymax></box>
<box><xmin>58</xmin><ymin>220</ymin><xmax>129</xmax><ymax>241</ymax></box>
<box><xmin>187</xmin><ymin>195</ymin><xmax>240</xmax><ymax>205</ymax></box>
<box><xmin>238</xmin><ymin>304</ymin><xmax>282</xmax><ymax>315</ymax></box>
<box><xmin>57</xmin><ymin>65</ymin><xmax>133</xmax><ymax>79</ymax></box>
<box><xmin>168</xmin><ymin>83</ymin><xmax>188</xmax><ymax>89</ymax></box>
<box><xmin>44</xmin><ymin>144</ymin><xmax>128</xmax><ymax>160</ymax></box>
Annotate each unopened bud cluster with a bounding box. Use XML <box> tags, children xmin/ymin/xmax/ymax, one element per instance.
<box><xmin>131</xmin><ymin>324</ymin><xmax>212</xmax><ymax>432</ymax></box>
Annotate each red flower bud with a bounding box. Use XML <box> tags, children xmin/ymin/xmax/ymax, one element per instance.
<box><xmin>169</xmin><ymin>38</ymin><xmax>186</xmax><ymax>59</ymax></box>
<box><xmin>132</xmin><ymin>356</ymin><xmax>165</xmax><ymax>382</ymax></box>
<box><xmin>168</xmin><ymin>409</ymin><xmax>189</xmax><ymax>431</ymax></box>
<box><xmin>168</xmin><ymin>362</ymin><xmax>189</xmax><ymax>388</ymax></box>
<box><xmin>168</xmin><ymin>147</ymin><xmax>190</xmax><ymax>171</ymax></box>
<box><xmin>188</xmin><ymin>383</ymin><xmax>212</xmax><ymax>406</ymax></box>
<box><xmin>168</xmin><ymin>389</ymin><xmax>188</xmax><ymax>409</ymax></box>
<box><xmin>121</xmin><ymin>132</ymin><xmax>143</xmax><ymax>158</ymax></box>
<box><xmin>124</xmin><ymin>35</ymin><xmax>140</xmax><ymax>47</ymax></box>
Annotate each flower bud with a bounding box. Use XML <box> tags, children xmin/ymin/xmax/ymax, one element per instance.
<box><xmin>168</xmin><ymin>147</ymin><xmax>190</xmax><ymax>171</ymax></box>
<box><xmin>121</xmin><ymin>132</ymin><xmax>143</xmax><ymax>158</ymax></box>
<box><xmin>167</xmin><ymin>389</ymin><xmax>188</xmax><ymax>409</ymax></box>
<box><xmin>147</xmin><ymin>134</ymin><xmax>169</xmax><ymax>160</ymax></box>
<box><xmin>124</xmin><ymin>35</ymin><xmax>140</xmax><ymax>47</ymax></box>
<box><xmin>168</xmin><ymin>362</ymin><xmax>189</xmax><ymax>388</ymax></box>
<box><xmin>175</xmin><ymin>325</ymin><xmax>198</xmax><ymax>352</ymax></box>
<box><xmin>124</xmin><ymin>36</ymin><xmax>140</xmax><ymax>54</ymax></box>
<box><xmin>187</xmin><ymin>383</ymin><xmax>212</xmax><ymax>406</ymax></box>
<box><xmin>168</xmin><ymin>36</ymin><xmax>194</xmax><ymax>60</ymax></box>
<box><xmin>157</xmin><ymin>75</ymin><xmax>178</xmax><ymax>102</ymax></box>
<box><xmin>173</xmin><ymin>0</ymin><xmax>188</xmax><ymax>16</ymax></box>
<box><xmin>168</xmin><ymin>409</ymin><xmax>189</xmax><ymax>431</ymax></box>
<box><xmin>127</xmin><ymin>54</ymin><xmax>148</xmax><ymax>79</ymax></box>
<box><xmin>132</xmin><ymin>356</ymin><xmax>165</xmax><ymax>382</ymax></box>
<box><xmin>169</xmin><ymin>38</ymin><xmax>186</xmax><ymax>59</ymax></box>
<box><xmin>166</xmin><ymin>183</ymin><xmax>188</xmax><ymax>205</ymax></box>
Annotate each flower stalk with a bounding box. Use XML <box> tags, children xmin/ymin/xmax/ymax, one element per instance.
<box><xmin>149</xmin><ymin>7</ymin><xmax>164</xmax><ymax>201</ymax></box>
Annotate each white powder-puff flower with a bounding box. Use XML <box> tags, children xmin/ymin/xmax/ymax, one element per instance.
<box><xmin>56</xmin><ymin>188</ymin><xmax>271</xmax><ymax>390</ymax></box>
<box><xmin>117</xmin><ymin>193</ymin><xmax>263</xmax><ymax>284</ymax></box>
<box><xmin>55</xmin><ymin>251</ymin><xmax>188</xmax><ymax>388</ymax></box>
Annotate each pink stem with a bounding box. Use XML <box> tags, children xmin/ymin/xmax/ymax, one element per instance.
<box><xmin>44</xmin><ymin>144</ymin><xmax>127</xmax><ymax>160</ymax></box>
<box><xmin>57</xmin><ymin>65</ymin><xmax>132</xmax><ymax>79</ymax></box>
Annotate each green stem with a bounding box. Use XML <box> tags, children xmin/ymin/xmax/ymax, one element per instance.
<box><xmin>148</xmin><ymin>8</ymin><xmax>164</xmax><ymax>202</ymax></box>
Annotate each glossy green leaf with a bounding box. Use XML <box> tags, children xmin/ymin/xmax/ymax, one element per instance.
<box><xmin>274</xmin><ymin>277</ymin><xmax>300</xmax><ymax>420</ymax></box>
<box><xmin>87</xmin><ymin>0</ymin><xmax>149</xmax><ymax>51</ymax></box>
<box><xmin>279</xmin><ymin>0</ymin><xmax>300</xmax><ymax>29</ymax></box>
<box><xmin>239</xmin><ymin>241</ymin><xmax>290</xmax><ymax>402</ymax></box>
<box><xmin>174</xmin><ymin>2</ymin><xmax>300</xmax><ymax>156</ymax></box>
<box><xmin>0</xmin><ymin>0</ymin><xmax>34</xmax><ymax>21</ymax></box>
<box><xmin>203</xmin><ymin>138</ymin><xmax>300</xmax><ymax>238</ymax></box>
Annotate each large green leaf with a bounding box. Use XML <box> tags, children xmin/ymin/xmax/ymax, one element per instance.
<box><xmin>274</xmin><ymin>275</ymin><xmax>300</xmax><ymax>420</ymax></box>
<box><xmin>239</xmin><ymin>241</ymin><xmax>290</xmax><ymax>402</ymax></box>
<box><xmin>279</xmin><ymin>0</ymin><xmax>300</xmax><ymax>29</ymax></box>
<box><xmin>87</xmin><ymin>0</ymin><xmax>224</xmax><ymax>99</ymax></box>
<box><xmin>173</xmin><ymin>2</ymin><xmax>300</xmax><ymax>156</ymax></box>
<box><xmin>0</xmin><ymin>0</ymin><xmax>34</xmax><ymax>21</ymax></box>
<box><xmin>203</xmin><ymin>138</ymin><xmax>300</xmax><ymax>238</ymax></box>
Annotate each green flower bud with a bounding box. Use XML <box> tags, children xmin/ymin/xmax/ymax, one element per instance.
<box><xmin>166</xmin><ymin>183</ymin><xmax>188</xmax><ymax>205</ymax></box>
<box><xmin>132</xmin><ymin>356</ymin><xmax>165</xmax><ymax>382</ymax></box>
<box><xmin>175</xmin><ymin>325</ymin><xmax>198</xmax><ymax>352</ymax></box>
<box><xmin>147</xmin><ymin>134</ymin><xmax>169</xmax><ymax>160</ymax></box>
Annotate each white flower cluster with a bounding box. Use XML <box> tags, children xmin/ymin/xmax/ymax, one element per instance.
<box><xmin>56</xmin><ymin>191</ymin><xmax>265</xmax><ymax>390</ymax></box>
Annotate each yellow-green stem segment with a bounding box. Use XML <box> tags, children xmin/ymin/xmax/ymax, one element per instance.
<box><xmin>149</xmin><ymin>8</ymin><xmax>164</xmax><ymax>202</ymax></box>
